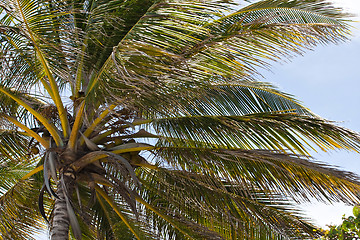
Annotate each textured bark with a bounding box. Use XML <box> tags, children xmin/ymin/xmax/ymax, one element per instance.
<box><xmin>50</xmin><ymin>171</ymin><xmax>75</xmax><ymax>240</ymax></box>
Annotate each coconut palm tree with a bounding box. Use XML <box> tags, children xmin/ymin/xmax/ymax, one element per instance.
<box><xmin>1</xmin><ymin>0</ymin><xmax>360</xmax><ymax>239</ymax></box>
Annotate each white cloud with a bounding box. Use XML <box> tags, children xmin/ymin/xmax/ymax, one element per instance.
<box><xmin>330</xmin><ymin>0</ymin><xmax>360</xmax><ymax>40</ymax></box>
<box><xmin>331</xmin><ymin>0</ymin><xmax>360</xmax><ymax>15</ymax></box>
<box><xmin>300</xmin><ymin>202</ymin><xmax>353</xmax><ymax>229</ymax></box>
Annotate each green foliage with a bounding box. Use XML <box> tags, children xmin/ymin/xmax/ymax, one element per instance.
<box><xmin>322</xmin><ymin>206</ymin><xmax>360</xmax><ymax>240</ymax></box>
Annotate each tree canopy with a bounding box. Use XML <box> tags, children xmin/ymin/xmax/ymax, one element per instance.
<box><xmin>0</xmin><ymin>0</ymin><xmax>360</xmax><ymax>239</ymax></box>
<box><xmin>322</xmin><ymin>206</ymin><xmax>360</xmax><ymax>240</ymax></box>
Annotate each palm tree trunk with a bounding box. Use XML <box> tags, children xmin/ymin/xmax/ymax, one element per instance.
<box><xmin>50</xmin><ymin>171</ymin><xmax>74</xmax><ymax>240</ymax></box>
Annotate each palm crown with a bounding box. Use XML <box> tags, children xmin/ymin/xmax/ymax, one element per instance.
<box><xmin>1</xmin><ymin>0</ymin><xmax>360</xmax><ymax>239</ymax></box>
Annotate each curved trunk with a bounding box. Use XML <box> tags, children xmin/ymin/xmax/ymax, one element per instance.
<box><xmin>50</xmin><ymin>171</ymin><xmax>75</xmax><ymax>240</ymax></box>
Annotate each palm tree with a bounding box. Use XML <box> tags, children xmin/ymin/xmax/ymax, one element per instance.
<box><xmin>1</xmin><ymin>0</ymin><xmax>360</xmax><ymax>239</ymax></box>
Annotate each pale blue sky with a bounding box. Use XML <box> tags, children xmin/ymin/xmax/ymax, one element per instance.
<box><xmin>258</xmin><ymin>0</ymin><xmax>360</xmax><ymax>228</ymax></box>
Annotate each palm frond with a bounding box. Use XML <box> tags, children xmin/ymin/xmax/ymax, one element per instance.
<box><xmin>82</xmin><ymin>0</ymin><xmax>159</xmax><ymax>71</ymax></box>
<box><xmin>72</xmin><ymin>162</ymin><xmax>155</xmax><ymax>239</ymax></box>
<box><xmin>239</xmin><ymin>0</ymin><xmax>350</xmax><ymax>18</ymax></box>
<box><xmin>0</xmin><ymin>0</ymin><xmax>74</xmax><ymax>88</ymax></box>
<box><xmin>0</xmin><ymin>86</ymin><xmax>63</xmax><ymax>146</ymax></box>
<box><xmin>0</xmin><ymin>27</ymin><xmax>39</xmax><ymax>92</ymax></box>
<box><xmin>139</xmin><ymin>81</ymin><xmax>313</xmax><ymax>118</ymax></box>
<box><xmin>137</xmin><ymin>167</ymin><xmax>322</xmax><ymax>239</ymax></box>
<box><xmin>0</xmin><ymin>85</ymin><xmax>46</xmax><ymax>127</ymax></box>
<box><xmin>152</xmin><ymin>144</ymin><xmax>360</xmax><ymax>204</ymax></box>
<box><xmin>185</xmin><ymin>82</ymin><xmax>313</xmax><ymax>116</ymax></box>
<box><xmin>0</xmin><ymin>155</ymin><xmax>38</xmax><ymax>194</ymax></box>
<box><xmin>0</xmin><ymin>129</ymin><xmax>31</xmax><ymax>159</ymax></box>
<box><xmin>89</xmin><ymin>0</ymin><xmax>349</xmax><ymax>104</ymax></box>
<box><xmin>153</xmin><ymin>113</ymin><xmax>360</xmax><ymax>155</ymax></box>
<box><xmin>0</xmin><ymin>178</ymin><xmax>46</xmax><ymax>240</ymax></box>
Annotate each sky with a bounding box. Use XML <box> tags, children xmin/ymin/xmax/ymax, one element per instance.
<box><xmin>258</xmin><ymin>0</ymin><xmax>360</xmax><ymax>228</ymax></box>
<box><xmin>33</xmin><ymin>0</ymin><xmax>360</xmax><ymax>239</ymax></box>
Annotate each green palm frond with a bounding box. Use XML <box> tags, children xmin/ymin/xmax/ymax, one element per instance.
<box><xmin>64</xmin><ymin>163</ymin><xmax>153</xmax><ymax>239</ymax></box>
<box><xmin>0</xmin><ymin>88</ymin><xmax>48</xmax><ymax>129</ymax></box>
<box><xmin>153</xmin><ymin>113</ymin><xmax>360</xmax><ymax>155</ymax></box>
<box><xmin>0</xmin><ymin>1</ymin><xmax>70</xmax><ymax>91</ymax></box>
<box><xmin>0</xmin><ymin>33</ymin><xmax>39</xmax><ymax>92</ymax></box>
<box><xmin>152</xmin><ymin>145</ymin><xmax>360</xmax><ymax>204</ymax></box>
<box><xmin>0</xmin><ymin>178</ymin><xmax>45</xmax><ymax>240</ymax></box>
<box><xmin>182</xmin><ymin>82</ymin><xmax>313</xmax><ymax>116</ymax></box>
<box><xmin>82</xmin><ymin>0</ymin><xmax>159</xmax><ymax>71</ymax></box>
<box><xmin>0</xmin><ymin>145</ymin><xmax>47</xmax><ymax>239</ymax></box>
<box><xmin>178</xmin><ymin>2</ymin><xmax>349</xmax><ymax>74</ymax></box>
<box><xmin>90</xmin><ymin>0</ymin><xmax>349</xmax><ymax>103</ymax></box>
<box><xmin>135</xmin><ymin>80</ymin><xmax>313</xmax><ymax>118</ymax></box>
<box><xmin>0</xmin><ymin>156</ymin><xmax>35</xmax><ymax>195</ymax></box>
<box><xmin>239</xmin><ymin>0</ymin><xmax>349</xmax><ymax>18</ymax></box>
<box><xmin>0</xmin><ymin>129</ymin><xmax>30</xmax><ymax>159</ymax></box>
<box><xmin>138</xmin><ymin>167</ymin><xmax>322</xmax><ymax>239</ymax></box>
